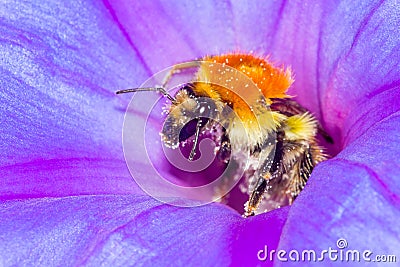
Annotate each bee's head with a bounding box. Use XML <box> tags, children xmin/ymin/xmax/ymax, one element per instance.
<box><xmin>161</xmin><ymin>85</ymin><xmax>219</xmax><ymax>149</ymax></box>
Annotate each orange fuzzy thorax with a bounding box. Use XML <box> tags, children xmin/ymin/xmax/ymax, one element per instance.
<box><xmin>191</xmin><ymin>53</ymin><xmax>293</xmax><ymax>139</ymax></box>
<box><xmin>202</xmin><ymin>53</ymin><xmax>293</xmax><ymax>100</ymax></box>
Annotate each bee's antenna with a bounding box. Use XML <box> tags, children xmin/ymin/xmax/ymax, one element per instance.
<box><xmin>116</xmin><ymin>87</ymin><xmax>176</xmax><ymax>102</ymax></box>
<box><xmin>188</xmin><ymin>118</ymin><xmax>202</xmax><ymax>161</ymax></box>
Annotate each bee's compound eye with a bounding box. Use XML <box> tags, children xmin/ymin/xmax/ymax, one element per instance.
<box><xmin>179</xmin><ymin>119</ymin><xmax>199</xmax><ymax>143</ymax></box>
<box><xmin>160</xmin><ymin>116</ymin><xmax>181</xmax><ymax>148</ymax></box>
<box><xmin>160</xmin><ymin>97</ymin><xmax>218</xmax><ymax>148</ymax></box>
<box><xmin>161</xmin><ymin>117</ymin><xmax>208</xmax><ymax>146</ymax></box>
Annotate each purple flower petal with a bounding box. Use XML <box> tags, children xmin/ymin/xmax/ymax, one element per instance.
<box><xmin>269</xmin><ymin>0</ymin><xmax>400</xmax><ymax>264</ymax></box>
<box><xmin>1</xmin><ymin>1</ymin><xmax>289</xmax><ymax>265</ymax></box>
<box><xmin>1</xmin><ymin>0</ymin><xmax>400</xmax><ymax>266</ymax></box>
<box><xmin>0</xmin><ymin>158</ymin><xmax>143</xmax><ymax>200</ymax></box>
<box><xmin>0</xmin><ymin>195</ymin><xmax>287</xmax><ymax>266</ymax></box>
<box><xmin>0</xmin><ymin>1</ymin><xmax>148</xmax><ymax>196</ymax></box>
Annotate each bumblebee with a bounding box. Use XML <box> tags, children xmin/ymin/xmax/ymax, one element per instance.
<box><xmin>117</xmin><ymin>53</ymin><xmax>331</xmax><ymax>217</ymax></box>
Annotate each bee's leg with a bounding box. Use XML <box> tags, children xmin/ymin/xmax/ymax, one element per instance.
<box><xmin>243</xmin><ymin>174</ymin><xmax>271</xmax><ymax>217</ymax></box>
<box><xmin>188</xmin><ymin>118</ymin><xmax>202</xmax><ymax>161</ymax></box>
<box><xmin>243</xmin><ymin>133</ymin><xmax>284</xmax><ymax>217</ymax></box>
<box><xmin>161</xmin><ymin>61</ymin><xmax>201</xmax><ymax>88</ymax></box>
<box><xmin>216</xmin><ymin>132</ymin><xmax>231</xmax><ymax>163</ymax></box>
<box><xmin>212</xmin><ymin>130</ymin><xmax>233</xmax><ymax>203</ymax></box>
